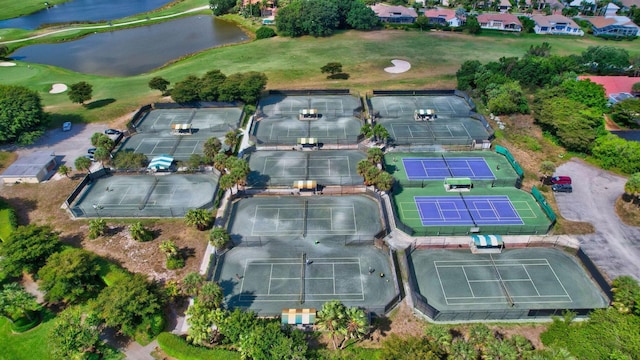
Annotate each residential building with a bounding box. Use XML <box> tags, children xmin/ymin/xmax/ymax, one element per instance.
<box><xmin>477</xmin><ymin>13</ymin><xmax>522</xmax><ymax>31</ymax></box>
<box><xmin>499</xmin><ymin>0</ymin><xmax>512</xmax><ymax>12</ymax></box>
<box><xmin>587</xmin><ymin>15</ymin><xmax>640</xmax><ymax>37</ymax></box>
<box><xmin>424</xmin><ymin>8</ymin><xmax>464</xmax><ymax>27</ymax></box>
<box><xmin>618</xmin><ymin>0</ymin><xmax>640</xmax><ymax>11</ymax></box>
<box><xmin>531</xmin><ymin>14</ymin><xmax>584</xmax><ymax>35</ymax></box>
<box><xmin>576</xmin><ymin>76</ymin><xmax>640</xmax><ymax>98</ymax></box>
<box><xmin>370</xmin><ymin>4</ymin><xmax>418</xmax><ymax>24</ymax></box>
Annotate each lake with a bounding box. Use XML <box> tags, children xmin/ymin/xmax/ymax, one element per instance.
<box><xmin>10</xmin><ymin>16</ymin><xmax>248</xmax><ymax>77</ymax></box>
<box><xmin>0</xmin><ymin>0</ymin><xmax>175</xmax><ymax>30</ymax></box>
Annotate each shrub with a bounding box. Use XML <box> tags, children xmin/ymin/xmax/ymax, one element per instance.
<box><xmin>10</xmin><ymin>312</ymin><xmax>41</xmax><ymax>332</ymax></box>
<box><xmin>166</xmin><ymin>256</ymin><xmax>185</xmax><ymax>270</ymax></box>
<box><xmin>157</xmin><ymin>332</ymin><xmax>241</xmax><ymax>360</ymax></box>
<box><xmin>255</xmin><ymin>26</ymin><xmax>276</xmax><ymax>39</ymax></box>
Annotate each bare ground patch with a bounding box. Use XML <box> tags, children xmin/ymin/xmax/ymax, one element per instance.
<box><xmin>0</xmin><ymin>175</ymin><xmax>207</xmax><ymax>282</ymax></box>
<box><xmin>615</xmin><ymin>197</ymin><xmax>640</xmax><ymax>227</ymax></box>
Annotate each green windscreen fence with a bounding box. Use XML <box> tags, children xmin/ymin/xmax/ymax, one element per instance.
<box><xmin>495</xmin><ymin>145</ymin><xmax>524</xmax><ymax>178</ymax></box>
<box><xmin>531</xmin><ymin>186</ymin><xmax>557</xmax><ymax>223</ymax></box>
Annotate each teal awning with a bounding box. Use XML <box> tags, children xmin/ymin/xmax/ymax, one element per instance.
<box><xmin>148</xmin><ymin>154</ymin><xmax>173</xmax><ymax>170</ymax></box>
<box><xmin>472</xmin><ymin>234</ymin><xmax>503</xmax><ymax>247</ymax></box>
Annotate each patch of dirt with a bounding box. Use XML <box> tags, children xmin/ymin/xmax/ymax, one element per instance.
<box><xmin>615</xmin><ymin>196</ymin><xmax>640</xmax><ymax>227</ymax></box>
<box><xmin>0</xmin><ymin>176</ymin><xmax>207</xmax><ymax>282</ymax></box>
<box><xmin>603</xmin><ymin>114</ymin><xmax>623</xmax><ymax>131</ymax></box>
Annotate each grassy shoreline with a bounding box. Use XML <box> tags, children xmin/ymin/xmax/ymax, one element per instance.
<box><xmin>0</xmin><ymin>0</ymin><xmax>69</xmax><ymax>21</ymax></box>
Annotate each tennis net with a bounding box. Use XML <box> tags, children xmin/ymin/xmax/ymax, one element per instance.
<box><xmin>490</xmin><ymin>254</ymin><xmax>514</xmax><ymax>307</ymax></box>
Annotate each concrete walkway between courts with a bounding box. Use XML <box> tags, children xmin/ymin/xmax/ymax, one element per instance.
<box><xmin>0</xmin><ymin>6</ymin><xmax>210</xmax><ymax>45</ymax></box>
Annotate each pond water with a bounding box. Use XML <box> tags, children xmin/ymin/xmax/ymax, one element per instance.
<box><xmin>0</xmin><ymin>0</ymin><xmax>174</xmax><ymax>30</ymax></box>
<box><xmin>10</xmin><ymin>16</ymin><xmax>248</xmax><ymax>77</ymax></box>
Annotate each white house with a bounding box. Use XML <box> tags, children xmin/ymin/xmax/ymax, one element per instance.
<box><xmin>477</xmin><ymin>13</ymin><xmax>522</xmax><ymax>31</ymax></box>
<box><xmin>424</xmin><ymin>8</ymin><xmax>464</xmax><ymax>27</ymax></box>
<box><xmin>531</xmin><ymin>14</ymin><xmax>584</xmax><ymax>36</ymax></box>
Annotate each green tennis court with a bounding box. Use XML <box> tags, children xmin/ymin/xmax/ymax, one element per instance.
<box><xmin>119</xmin><ymin>107</ymin><xmax>243</xmax><ymax>161</ymax></box>
<box><xmin>254</xmin><ymin>94</ymin><xmax>363</xmax><ymax>145</ymax></box>
<box><xmin>70</xmin><ymin>174</ymin><xmax>217</xmax><ymax>218</ymax></box>
<box><xmin>384</xmin><ymin>152</ymin><xmax>520</xmax><ymax>188</ymax></box>
<box><xmin>392</xmin><ymin>186</ymin><xmax>551</xmax><ymax>236</ymax></box>
<box><xmin>408</xmin><ymin>248</ymin><xmax>609</xmax><ymax>321</ymax></box>
<box><xmin>215</xmin><ymin>238</ymin><xmax>398</xmax><ymax>316</ymax></box>
<box><xmin>246</xmin><ymin>150</ymin><xmax>366</xmax><ymax>187</ymax></box>
<box><xmin>368</xmin><ymin>95</ymin><xmax>491</xmax><ymax>145</ymax></box>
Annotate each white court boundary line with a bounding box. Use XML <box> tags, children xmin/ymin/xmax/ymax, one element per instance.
<box><xmin>239</xmin><ymin>257</ymin><xmax>364</xmax><ymax>301</ymax></box>
<box><xmin>250</xmin><ymin>204</ymin><xmax>358</xmax><ymax>235</ymax></box>
<box><xmin>434</xmin><ymin>258</ymin><xmax>572</xmax><ymax>306</ymax></box>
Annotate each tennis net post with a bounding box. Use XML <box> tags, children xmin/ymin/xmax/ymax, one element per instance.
<box><xmin>490</xmin><ymin>254</ymin><xmax>514</xmax><ymax>307</ymax></box>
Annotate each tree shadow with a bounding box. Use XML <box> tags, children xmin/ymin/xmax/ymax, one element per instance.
<box><xmin>370</xmin><ymin>315</ymin><xmax>392</xmax><ymax>338</ymax></box>
<box><xmin>3</xmin><ymin>198</ymin><xmax>37</xmax><ymax>225</ymax></box>
<box><xmin>84</xmin><ymin>98</ymin><xmax>116</xmax><ymax>110</ymax></box>
<box><xmin>327</xmin><ymin>73</ymin><xmax>350</xmax><ymax>80</ymax></box>
<box><xmin>181</xmin><ymin>247</ymin><xmax>196</xmax><ymax>260</ymax></box>
<box><xmin>46</xmin><ymin>113</ymin><xmax>85</xmax><ymax>129</ymax></box>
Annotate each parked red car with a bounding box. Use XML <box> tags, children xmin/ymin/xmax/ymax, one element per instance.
<box><xmin>550</xmin><ymin>176</ymin><xmax>572</xmax><ymax>185</ymax></box>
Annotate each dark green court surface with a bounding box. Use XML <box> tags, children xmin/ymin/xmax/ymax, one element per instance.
<box><xmin>254</xmin><ymin>94</ymin><xmax>363</xmax><ymax>145</ymax></box>
<box><xmin>70</xmin><ymin>174</ymin><xmax>217</xmax><ymax>218</ymax></box>
<box><xmin>368</xmin><ymin>95</ymin><xmax>491</xmax><ymax>145</ymax></box>
<box><xmin>408</xmin><ymin>248</ymin><xmax>609</xmax><ymax>321</ymax></box>
<box><xmin>226</xmin><ymin>195</ymin><xmax>383</xmax><ymax>245</ymax></box>
<box><xmin>246</xmin><ymin>150</ymin><xmax>366</xmax><ymax>187</ymax></box>
<box><xmin>215</xmin><ymin>238</ymin><xmax>398</xmax><ymax>316</ymax></box>
<box><xmin>119</xmin><ymin>108</ymin><xmax>242</xmax><ymax>161</ymax></box>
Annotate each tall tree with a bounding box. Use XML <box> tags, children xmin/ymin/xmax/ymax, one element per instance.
<box><xmin>340</xmin><ymin>306</ymin><xmax>368</xmax><ymax>349</ymax></box>
<box><xmin>93</xmin><ymin>273</ymin><xmax>164</xmax><ymax>337</ymax></box>
<box><xmin>74</xmin><ymin>156</ymin><xmax>92</xmax><ymax>173</ymax></box>
<box><xmin>367</xmin><ymin>147</ymin><xmax>384</xmax><ymax>164</ymax></box>
<box><xmin>203</xmin><ymin>137</ymin><xmax>222</xmax><ymax>163</ymax></box>
<box><xmin>171</xmin><ymin>75</ymin><xmax>201</xmax><ymax>103</ymax></box>
<box><xmin>68</xmin><ymin>82</ymin><xmax>93</xmax><ymax>105</ymax></box>
<box><xmin>148</xmin><ymin>76</ymin><xmax>170</xmax><ymax>94</ymax></box>
<box><xmin>38</xmin><ymin>248</ymin><xmax>104</xmax><ymax>304</ymax></box>
<box><xmin>0</xmin><ymin>283</ymin><xmax>40</xmax><ymax>321</ymax></box>
<box><xmin>316</xmin><ymin>300</ymin><xmax>347</xmax><ymax>350</ymax></box>
<box><xmin>57</xmin><ymin>164</ymin><xmax>71</xmax><ymax>178</ymax></box>
<box><xmin>182</xmin><ymin>272</ymin><xmax>205</xmax><ymax>297</ymax></box>
<box><xmin>0</xmin><ymin>224</ymin><xmax>60</xmax><ymax>276</ymax></box>
<box><xmin>199</xmin><ymin>69</ymin><xmax>227</xmax><ymax>101</ymax></box>
<box><xmin>209</xmin><ymin>227</ymin><xmax>230</xmax><ymax>250</ymax></box>
<box><xmin>0</xmin><ymin>85</ymin><xmax>46</xmax><ymax>145</ymax></box>
<box><xmin>49</xmin><ymin>307</ymin><xmax>102</xmax><ymax>360</ymax></box>
<box><xmin>465</xmin><ymin>15</ymin><xmax>481</xmax><ymax>34</ymax></box>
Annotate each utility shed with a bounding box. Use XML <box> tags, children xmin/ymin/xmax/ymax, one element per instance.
<box><xmin>0</xmin><ymin>151</ymin><xmax>58</xmax><ymax>184</ymax></box>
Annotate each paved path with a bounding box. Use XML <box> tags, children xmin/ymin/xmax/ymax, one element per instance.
<box><xmin>0</xmin><ymin>6</ymin><xmax>210</xmax><ymax>45</ymax></box>
<box><xmin>555</xmin><ymin>159</ymin><xmax>640</xmax><ymax>281</ymax></box>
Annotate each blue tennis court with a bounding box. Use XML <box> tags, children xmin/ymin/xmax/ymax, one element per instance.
<box><xmin>403</xmin><ymin>157</ymin><xmax>495</xmax><ymax>180</ymax></box>
<box><xmin>415</xmin><ymin>196</ymin><xmax>523</xmax><ymax>226</ymax></box>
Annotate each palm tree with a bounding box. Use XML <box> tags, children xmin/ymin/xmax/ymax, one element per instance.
<box><xmin>374</xmin><ymin>172</ymin><xmax>394</xmax><ymax>193</ymax></box>
<box><xmin>184</xmin><ymin>209</ymin><xmax>212</xmax><ymax>231</ymax></box>
<box><xmin>75</xmin><ymin>156</ymin><xmax>92</xmax><ymax>173</ymax></box>
<box><xmin>57</xmin><ymin>164</ymin><xmax>71</xmax><ymax>178</ymax></box>
<box><xmin>367</xmin><ymin>147</ymin><xmax>384</xmax><ymax>164</ymax></box>
<box><xmin>484</xmin><ymin>338</ymin><xmax>518</xmax><ymax>360</ymax></box>
<box><xmin>197</xmin><ymin>282</ymin><xmax>223</xmax><ymax>309</ymax></box>
<box><xmin>316</xmin><ymin>300</ymin><xmax>347</xmax><ymax>350</ymax></box>
<box><xmin>88</xmin><ymin>218</ymin><xmax>106</xmax><ymax>239</ymax></box>
<box><xmin>424</xmin><ymin>324</ymin><xmax>452</xmax><ymax>353</ymax></box>
<box><xmin>356</xmin><ymin>159</ymin><xmax>372</xmax><ymax>178</ymax></box>
<box><xmin>360</xmin><ymin>123</ymin><xmax>374</xmax><ymax>140</ymax></box>
<box><xmin>219</xmin><ymin>174</ymin><xmax>236</xmax><ymax>194</ymax></box>
<box><xmin>365</xmin><ymin>166</ymin><xmax>381</xmax><ymax>186</ymax></box>
<box><xmin>340</xmin><ymin>307</ymin><xmax>368</xmax><ymax>349</ymax></box>
<box><xmin>213</xmin><ymin>152</ymin><xmax>228</xmax><ymax>172</ymax></box>
<box><xmin>182</xmin><ymin>271</ymin><xmax>205</xmax><ymax>297</ymax></box>
<box><xmin>467</xmin><ymin>323</ymin><xmax>494</xmax><ymax>354</ymax></box>
<box><xmin>372</xmin><ymin>124</ymin><xmax>389</xmax><ymax>143</ymax></box>
<box><xmin>224</xmin><ymin>129</ymin><xmax>241</xmax><ymax>149</ymax></box>
<box><xmin>450</xmin><ymin>339</ymin><xmax>478</xmax><ymax>360</ymax></box>
<box><xmin>159</xmin><ymin>239</ymin><xmax>179</xmax><ymax>259</ymax></box>
<box><xmin>509</xmin><ymin>334</ymin><xmax>534</xmax><ymax>358</ymax></box>
<box><xmin>129</xmin><ymin>222</ymin><xmax>151</xmax><ymax>242</ymax></box>
<box><xmin>209</xmin><ymin>227</ymin><xmax>230</xmax><ymax>250</ymax></box>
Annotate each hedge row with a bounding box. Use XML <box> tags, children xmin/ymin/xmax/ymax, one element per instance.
<box><xmin>157</xmin><ymin>332</ymin><xmax>240</xmax><ymax>360</ymax></box>
<box><xmin>0</xmin><ymin>199</ymin><xmax>17</xmax><ymax>242</ymax></box>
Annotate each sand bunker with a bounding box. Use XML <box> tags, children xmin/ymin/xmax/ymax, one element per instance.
<box><xmin>49</xmin><ymin>83</ymin><xmax>68</xmax><ymax>94</ymax></box>
<box><xmin>0</xmin><ymin>61</ymin><xmax>16</xmax><ymax>67</ymax></box>
<box><xmin>384</xmin><ymin>59</ymin><xmax>411</xmax><ymax>74</ymax></box>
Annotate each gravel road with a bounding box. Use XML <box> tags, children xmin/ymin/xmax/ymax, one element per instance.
<box><xmin>555</xmin><ymin>159</ymin><xmax>640</xmax><ymax>281</ymax></box>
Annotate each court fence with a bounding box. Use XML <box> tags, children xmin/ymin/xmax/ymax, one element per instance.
<box><xmin>531</xmin><ymin>186</ymin><xmax>557</xmax><ymax>224</ymax></box>
<box><xmin>403</xmin><ymin>246</ymin><xmax>603</xmax><ymax>322</ymax></box>
<box><xmin>495</xmin><ymin>145</ymin><xmax>525</xmax><ymax>178</ymax></box>
<box><xmin>575</xmin><ymin>247</ymin><xmax>612</xmax><ymax>301</ymax></box>
<box><xmin>267</xmin><ymin>89</ymin><xmax>351</xmax><ymax>96</ymax></box>
<box><xmin>247</xmin><ymin>176</ymin><xmax>365</xmax><ymax>188</ymax></box>
<box><xmin>393</xmin><ymin>177</ymin><xmax>519</xmax><ymax>189</ymax></box>
<box><xmin>64</xmin><ymin>168</ymin><xmax>111</xmax><ymax>209</ymax></box>
<box><xmin>253</xmin><ymin>136</ymin><xmax>362</xmax><ymax>147</ymax></box>
<box><xmin>128</xmin><ymin>104</ymin><xmax>152</xmax><ymax>129</ymax></box>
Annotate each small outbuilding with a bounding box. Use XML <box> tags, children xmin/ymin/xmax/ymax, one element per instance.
<box><xmin>0</xmin><ymin>151</ymin><xmax>59</xmax><ymax>184</ymax></box>
<box><xmin>147</xmin><ymin>154</ymin><xmax>174</xmax><ymax>172</ymax></box>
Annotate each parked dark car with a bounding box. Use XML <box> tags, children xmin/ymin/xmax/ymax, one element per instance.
<box><xmin>104</xmin><ymin>129</ymin><xmax>121</xmax><ymax>135</ymax></box>
<box><xmin>552</xmin><ymin>184</ymin><xmax>572</xmax><ymax>193</ymax></box>
<box><xmin>87</xmin><ymin>148</ymin><xmax>97</xmax><ymax>154</ymax></box>
<box><xmin>550</xmin><ymin>176</ymin><xmax>572</xmax><ymax>185</ymax></box>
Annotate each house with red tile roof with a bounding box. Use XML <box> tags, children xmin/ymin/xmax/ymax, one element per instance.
<box><xmin>531</xmin><ymin>14</ymin><xmax>584</xmax><ymax>36</ymax></box>
<box><xmin>424</xmin><ymin>8</ymin><xmax>463</xmax><ymax>27</ymax></box>
<box><xmin>577</xmin><ymin>76</ymin><xmax>640</xmax><ymax>104</ymax></box>
<box><xmin>477</xmin><ymin>13</ymin><xmax>522</xmax><ymax>32</ymax></box>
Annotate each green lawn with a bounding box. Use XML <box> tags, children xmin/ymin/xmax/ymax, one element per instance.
<box><xmin>0</xmin><ymin>312</ymin><xmax>55</xmax><ymax>360</ymax></box>
<box><xmin>2</xmin><ymin>16</ymin><xmax>639</xmax><ymax>126</ymax></box>
<box><xmin>0</xmin><ymin>0</ymin><xmax>69</xmax><ymax>21</ymax></box>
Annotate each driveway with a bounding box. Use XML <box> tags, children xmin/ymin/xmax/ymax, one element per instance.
<box><xmin>555</xmin><ymin>159</ymin><xmax>640</xmax><ymax>281</ymax></box>
<box><xmin>14</xmin><ymin>123</ymin><xmax>106</xmax><ymax>170</ymax></box>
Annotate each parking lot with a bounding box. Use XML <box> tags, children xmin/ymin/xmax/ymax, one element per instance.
<box><xmin>12</xmin><ymin>123</ymin><xmax>117</xmax><ymax>170</ymax></box>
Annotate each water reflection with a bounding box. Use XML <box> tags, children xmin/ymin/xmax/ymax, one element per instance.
<box><xmin>10</xmin><ymin>16</ymin><xmax>248</xmax><ymax>77</ymax></box>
